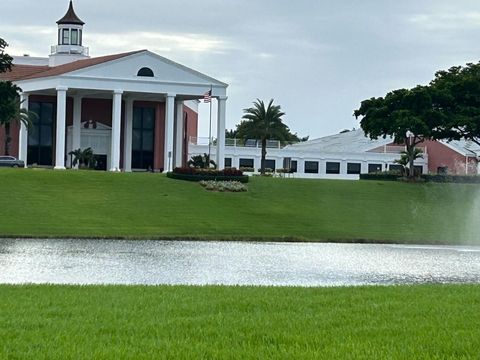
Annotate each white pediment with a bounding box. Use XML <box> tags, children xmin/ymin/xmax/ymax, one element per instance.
<box><xmin>68</xmin><ymin>51</ymin><xmax>227</xmax><ymax>87</ymax></box>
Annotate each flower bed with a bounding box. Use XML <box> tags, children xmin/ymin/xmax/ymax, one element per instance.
<box><xmin>199</xmin><ymin>180</ymin><xmax>248</xmax><ymax>192</ymax></box>
<box><xmin>167</xmin><ymin>167</ymin><xmax>249</xmax><ymax>183</ymax></box>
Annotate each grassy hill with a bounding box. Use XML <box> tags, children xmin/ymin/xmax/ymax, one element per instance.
<box><xmin>0</xmin><ymin>169</ymin><xmax>478</xmax><ymax>243</ymax></box>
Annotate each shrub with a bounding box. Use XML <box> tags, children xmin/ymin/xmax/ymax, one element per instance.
<box><xmin>239</xmin><ymin>167</ymin><xmax>254</xmax><ymax>172</ymax></box>
<box><xmin>199</xmin><ymin>180</ymin><xmax>248</xmax><ymax>192</ymax></box>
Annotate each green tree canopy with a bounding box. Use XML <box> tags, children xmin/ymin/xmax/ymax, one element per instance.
<box><xmin>429</xmin><ymin>62</ymin><xmax>480</xmax><ymax>146</ymax></box>
<box><xmin>0</xmin><ymin>38</ymin><xmax>13</xmax><ymax>74</ymax></box>
<box><xmin>354</xmin><ymin>86</ymin><xmax>444</xmax><ymax>178</ymax></box>
<box><xmin>237</xmin><ymin>99</ymin><xmax>290</xmax><ymax>174</ymax></box>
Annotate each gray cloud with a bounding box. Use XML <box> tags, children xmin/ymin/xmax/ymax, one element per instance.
<box><xmin>2</xmin><ymin>0</ymin><xmax>480</xmax><ymax>138</ymax></box>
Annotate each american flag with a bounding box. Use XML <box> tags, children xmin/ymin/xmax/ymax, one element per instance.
<box><xmin>203</xmin><ymin>89</ymin><xmax>212</xmax><ymax>103</ymax></box>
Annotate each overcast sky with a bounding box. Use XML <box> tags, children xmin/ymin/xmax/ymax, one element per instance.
<box><xmin>2</xmin><ymin>0</ymin><xmax>480</xmax><ymax>139</ymax></box>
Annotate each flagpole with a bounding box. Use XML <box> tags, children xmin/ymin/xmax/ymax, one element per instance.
<box><xmin>207</xmin><ymin>84</ymin><xmax>212</xmax><ymax>165</ymax></box>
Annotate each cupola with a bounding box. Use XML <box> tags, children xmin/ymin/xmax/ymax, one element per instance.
<box><xmin>49</xmin><ymin>0</ymin><xmax>90</xmax><ymax>66</ymax></box>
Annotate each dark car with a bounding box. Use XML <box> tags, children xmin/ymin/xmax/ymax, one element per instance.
<box><xmin>0</xmin><ymin>156</ymin><xmax>25</xmax><ymax>168</ymax></box>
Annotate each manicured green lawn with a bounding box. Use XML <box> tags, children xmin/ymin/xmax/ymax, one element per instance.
<box><xmin>0</xmin><ymin>168</ymin><xmax>478</xmax><ymax>243</ymax></box>
<box><xmin>0</xmin><ymin>284</ymin><xmax>478</xmax><ymax>359</ymax></box>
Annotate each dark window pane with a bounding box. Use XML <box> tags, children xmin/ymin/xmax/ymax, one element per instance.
<box><xmin>143</xmin><ymin>108</ymin><xmax>155</xmax><ymax>129</ymax></box>
<box><xmin>225</xmin><ymin>158</ymin><xmax>232</xmax><ymax>167</ymax></box>
<box><xmin>305</xmin><ymin>161</ymin><xmax>319</xmax><ymax>173</ymax></box>
<box><xmin>239</xmin><ymin>158</ymin><xmax>254</xmax><ymax>168</ymax></box>
<box><xmin>347</xmin><ymin>162</ymin><xmax>361</xmax><ymax>174</ymax></box>
<box><xmin>326</xmin><ymin>162</ymin><xmax>340</xmax><ymax>174</ymax></box>
<box><xmin>291</xmin><ymin>160</ymin><xmax>297</xmax><ymax>173</ymax></box>
<box><xmin>30</xmin><ymin>102</ymin><xmax>41</xmax><ymax>124</ymax></box>
<box><xmin>40</xmin><ymin>125</ymin><xmax>52</xmax><ymax>146</ymax></box>
<box><xmin>41</xmin><ymin>103</ymin><xmax>54</xmax><ymax>124</ymax></box>
<box><xmin>142</xmin><ymin>130</ymin><xmax>154</xmax><ymax>151</ymax></box>
<box><xmin>137</xmin><ymin>67</ymin><xmax>155</xmax><ymax>77</ymax></box>
<box><xmin>133</xmin><ymin>107</ymin><xmax>142</xmax><ymax>129</ymax></box>
<box><xmin>264</xmin><ymin>159</ymin><xmax>275</xmax><ymax>170</ymax></box>
<box><xmin>28</xmin><ymin>131</ymin><xmax>39</xmax><ymax>146</ymax></box>
<box><xmin>132</xmin><ymin>130</ymin><xmax>142</xmax><ymax>150</ymax></box>
<box><xmin>71</xmin><ymin>29</ymin><xmax>78</xmax><ymax>45</ymax></box>
<box><xmin>389</xmin><ymin>164</ymin><xmax>403</xmax><ymax>173</ymax></box>
<box><xmin>79</xmin><ymin>29</ymin><xmax>82</xmax><ymax>45</ymax></box>
<box><xmin>62</xmin><ymin>29</ymin><xmax>69</xmax><ymax>45</ymax></box>
<box><xmin>368</xmin><ymin>163</ymin><xmax>383</xmax><ymax>173</ymax></box>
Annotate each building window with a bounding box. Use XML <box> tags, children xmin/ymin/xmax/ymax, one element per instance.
<box><xmin>137</xmin><ymin>67</ymin><xmax>154</xmax><ymax>77</ymax></box>
<box><xmin>28</xmin><ymin>102</ymin><xmax>54</xmax><ymax>166</ymax></box>
<box><xmin>62</xmin><ymin>28</ymin><xmax>70</xmax><ymax>45</ymax></box>
<box><xmin>347</xmin><ymin>162</ymin><xmax>361</xmax><ymax>174</ymax></box>
<box><xmin>368</xmin><ymin>163</ymin><xmax>382</xmax><ymax>173</ymax></box>
<box><xmin>225</xmin><ymin>158</ymin><xmax>232</xmax><ymax>167</ymax></box>
<box><xmin>291</xmin><ymin>160</ymin><xmax>297</xmax><ymax>173</ymax></box>
<box><xmin>79</xmin><ymin>29</ymin><xmax>82</xmax><ymax>46</ymax></box>
<box><xmin>71</xmin><ymin>29</ymin><xmax>78</xmax><ymax>45</ymax></box>
<box><xmin>239</xmin><ymin>158</ymin><xmax>254</xmax><ymax>169</ymax></box>
<box><xmin>265</xmin><ymin>159</ymin><xmax>276</xmax><ymax>171</ymax></box>
<box><xmin>58</xmin><ymin>29</ymin><xmax>61</xmax><ymax>45</ymax></box>
<box><xmin>305</xmin><ymin>161</ymin><xmax>319</xmax><ymax>173</ymax></box>
<box><xmin>326</xmin><ymin>162</ymin><xmax>340</xmax><ymax>174</ymax></box>
<box><xmin>389</xmin><ymin>164</ymin><xmax>403</xmax><ymax>173</ymax></box>
<box><xmin>132</xmin><ymin>107</ymin><xmax>155</xmax><ymax>170</ymax></box>
<box><xmin>414</xmin><ymin>166</ymin><xmax>423</xmax><ymax>175</ymax></box>
<box><xmin>437</xmin><ymin>166</ymin><xmax>448</xmax><ymax>175</ymax></box>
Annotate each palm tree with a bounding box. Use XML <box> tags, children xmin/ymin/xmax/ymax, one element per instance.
<box><xmin>394</xmin><ymin>148</ymin><xmax>423</xmax><ymax>177</ymax></box>
<box><xmin>0</xmin><ymin>81</ymin><xmax>35</xmax><ymax>156</ymax></box>
<box><xmin>237</xmin><ymin>99</ymin><xmax>290</xmax><ymax>175</ymax></box>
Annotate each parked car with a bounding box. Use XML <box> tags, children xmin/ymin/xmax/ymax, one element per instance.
<box><xmin>0</xmin><ymin>156</ymin><xmax>25</xmax><ymax>168</ymax></box>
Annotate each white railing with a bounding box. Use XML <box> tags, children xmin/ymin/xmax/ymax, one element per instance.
<box><xmin>370</xmin><ymin>144</ymin><xmax>428</xmax><ymax>156</ymax></box>
<box><xmin>51</xmin><ymin>45</ymin><xmax>89</xmax><ymax>56</ymax></box>
<box><xmin>189</xmin><ymin>137</ymin><xmax>287</xmax><ymax>149</ymax></box>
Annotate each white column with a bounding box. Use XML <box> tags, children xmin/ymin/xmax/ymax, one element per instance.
<box><xmin>72</xmin><ymin>95</ymin><xmax>82</xmax><ymax>169</ymax></box>
<box><xmin>174</xmin><ymin>101</ymin><xmax>184</xmax><ymax>168</ymax></box>
<box><xmin>216</xmin><ymin>96</ymin><xmax>227</xmax><ymax>170</ymax></box>
<box><xmin>164</xmin><ymin>93</ymin><xmax>175</xmax><ymax>172</ymax></box>
<box><xmin>123</xmin><ymin>98</ymin><xmax>134</xmax><ymax>172</ymax></box>
<box><xmin>18</xmin><ymin>93</ymin><xmax>29</xmax><ymax>167</ymax></box>
<box><xmin>110</xmin><ymin>90</ymin><xmax>123</xmax><ymax>172</ymax></box>
<box><xmin>54</xmin><ymin>86</ymin><xmax>68</xmax><ymax>170</ymax></box>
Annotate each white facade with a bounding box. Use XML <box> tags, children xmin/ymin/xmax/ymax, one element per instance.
<box><xmin>189</xmin><ymin>130</ymin><xmax>430</xmax><ymax>180</ymax></box>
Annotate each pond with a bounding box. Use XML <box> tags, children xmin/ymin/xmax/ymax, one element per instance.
<box><xmin>0</xmin><ymin>239</ymin><xmax>479</xmax><ymax>286</ymax></box>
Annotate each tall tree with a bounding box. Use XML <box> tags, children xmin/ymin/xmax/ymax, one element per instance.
<box><xmin>429</xmin><ymin>62</ymin><xmax>480</xmax><ymax>146</ymax></box>
<box><xmin>354</xmin><ymin>86</ymin><xmax>443</xmax><ymax>179</ymax></box>
<box><xmin>0</xmin><ymin>82</ymin><xmax>34</xmax><ymax>156</ymax></box>
<box><xmin>237</xmin><ymin>99</ymin><xmax>290</xmax><ymax>174</ymax></box>
<box><xmin>0</xmin><ymin>38</ymin><xmax>13</xmax><ymax>73</ymax></box>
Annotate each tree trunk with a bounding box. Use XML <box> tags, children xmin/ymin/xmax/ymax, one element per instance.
<box><xmin>406</xmin><ymin>141</ymin><xmax>415</xmax><ymax>179</ymax></box>
<box><xmin>4</xmin><ymin>123</ymin><xmax>11</xmax><ymax>156</ymax></box>
<box><xmin>260</xmin><ymin>138</ymin><xmax>267</xmax><ymax>175</ymax></box>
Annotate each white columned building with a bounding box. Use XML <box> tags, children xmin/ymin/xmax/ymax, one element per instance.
<box><xmin>3</xmin><ymin>1</ymin><xmax>228</xmax><ymax>172</ymax></box>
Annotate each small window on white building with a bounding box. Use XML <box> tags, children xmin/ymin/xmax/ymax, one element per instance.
<box><xmin>265</xmin><ymin>159</ymin><xmax>276</xmax><ymax>171</ymax></box>
<box><xmin>239</xmin><ymin>158</ymin><xmax>254</xmax><ymax>169</ymax></box>
<box><xmin>137</xmin><ymin>67</ymin><xmax>155</xmax><ymax>77</ymax></box>
<box><xmin>368</xmin><ymin>163</ymin><xmax>382</xmax><ymax>173</ymax></box>
<box><xmin>326</xmin><ymin>162</ymin><xmax>340</xmax><ymax>174</ymax></box>
<box><xmin>224</xmin><ymin>158</ymin><xmax>232</xmax><ymax>167</ymax></box>
<box><xmin>305</xmin><ymin>161</ymin><xmax>319</xmax><ymax>173</ymax></box>
<box><xmin>347</xmin><ymin>162</ymin><xmax>361</xmax><ymax>174</ymax></box>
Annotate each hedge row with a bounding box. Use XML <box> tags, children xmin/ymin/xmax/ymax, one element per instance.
<box><xmin>360</xmin><ymin>173</ymin><xmax>480</xmax><ymax>183</ymax></box>
<box><xmin>167</xmin><ymin>172</ymin><xmax>249</xmax><ymax>183</ymax></box>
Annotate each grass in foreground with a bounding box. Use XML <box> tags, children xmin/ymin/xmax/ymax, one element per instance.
<box><xmin>0</xmin><ymin>284</ymin><xmax>479</xmax><ymax>359</ymax></box>
<box><xmin>0</xmin><ymin>169</ymin><xmax>479</xmax><ymax>243</ymax></box>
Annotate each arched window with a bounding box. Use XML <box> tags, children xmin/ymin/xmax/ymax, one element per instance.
<box><xmin>137</xmin><ymin>67</ymin><xmax>154</xmax><ymax>77</ymax></box>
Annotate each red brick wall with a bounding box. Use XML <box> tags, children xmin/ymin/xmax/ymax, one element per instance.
<box><xmin>422</xmin><ymin>140</ymin><xmax>477</xmax><ymax>175</ymax></box>
<box><xmin>0</xmin><ymin>122</ymin><xmax>20</xmax><ymax>157</ymax></box>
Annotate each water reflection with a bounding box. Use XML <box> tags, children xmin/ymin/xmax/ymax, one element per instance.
<box><xmin>0</xmin><ymin>239</ymin><xmax>479</xmax><ymax>286</ymax></box>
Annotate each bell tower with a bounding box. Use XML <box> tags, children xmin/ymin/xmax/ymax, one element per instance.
<box><xmin>49</xmin><ymin>0</ymin><xmax>90</xmax><ymax>66</ymax></box>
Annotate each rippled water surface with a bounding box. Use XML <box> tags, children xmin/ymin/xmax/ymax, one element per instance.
<box><xmin>0</xmin><ymin>239</ymin><xmax>479</xmax><ymax>286</ymax></box>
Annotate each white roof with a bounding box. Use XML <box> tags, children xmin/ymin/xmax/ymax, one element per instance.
<box><xmin>285</xmin><ymin>129</ymin><xmax>393</xmax><ymax>153</ymax></box>
<box><xmin>443</xmin><ymin>139</ymin><xmax>480</xmax><ymax>157</ymax></box>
